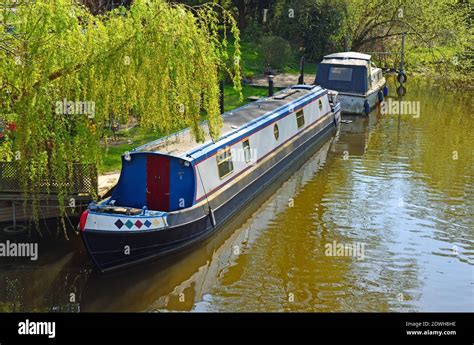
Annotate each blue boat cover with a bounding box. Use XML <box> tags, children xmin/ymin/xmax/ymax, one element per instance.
<box><xmin>316</xmin><ymin>64</ymin><xmax>368</xmax><ymax>94</ymax></box>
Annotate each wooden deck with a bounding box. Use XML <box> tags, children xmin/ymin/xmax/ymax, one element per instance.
<box><xmin>0</xmin><ymin>162</ymin><xmax>98</xmax><ymax>225</ymax></box>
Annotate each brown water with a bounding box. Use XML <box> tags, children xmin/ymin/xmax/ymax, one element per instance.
<box><xmin>0</xmin><ymin>77</ymin><xmax>473</xmax><ymax>312</ymax></box>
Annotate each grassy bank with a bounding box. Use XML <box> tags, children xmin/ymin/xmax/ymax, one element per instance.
<box><xmin>239</xmin><ymin>39</ymin><xmax>317</xmax><ymax>77</ymax></box>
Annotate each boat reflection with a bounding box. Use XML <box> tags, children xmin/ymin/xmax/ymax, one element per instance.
<box><xmin>332</xmin><ymin>108</ymin><xmax>381</xmax><ymax>157</ymax></box>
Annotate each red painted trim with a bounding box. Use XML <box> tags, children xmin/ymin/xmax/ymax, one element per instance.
<box><xmin>79</xmin><ymin>210</ymin><xmax>89</xmax><ymax>232</ymax></box>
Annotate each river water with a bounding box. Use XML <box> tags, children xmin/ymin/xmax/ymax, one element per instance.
<box><xmin>0</xmin><ymin>77</ymin><xmax>472</xmax><ymax>312</ymax></box>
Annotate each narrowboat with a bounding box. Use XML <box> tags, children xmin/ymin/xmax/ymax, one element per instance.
<box><xmin>79</xmin><ymin>84</ymin><xmax>341</xmax><ymax>272</ymax></box>
<box><xmin>315</xmin><ymin>52</ymin><xmax>388</xmax><ymax>115</ymax></box>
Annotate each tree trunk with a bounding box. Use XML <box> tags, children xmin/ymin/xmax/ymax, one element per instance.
<box><xmin>235</xmin><ymin>0</ymin><xmax>247</xmax><ymax>31</ymax></box>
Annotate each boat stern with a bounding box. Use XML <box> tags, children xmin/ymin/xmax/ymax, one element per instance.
<box><xmin>79</xmin><ymin>204</ymin><xmax>170</xmax><ymax>272</ymax></box>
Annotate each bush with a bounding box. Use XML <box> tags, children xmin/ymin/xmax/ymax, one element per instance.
<box><xmin>260</xmin><ymin>36</ymin><xmax>294</xmax><ymax>71</ymax></box>
<box><xmin>269</xmin><ymin>0</ymin><xmax>346</xmax><ymax>61</ymax></box>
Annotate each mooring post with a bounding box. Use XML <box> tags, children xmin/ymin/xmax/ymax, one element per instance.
<box><xmin>12</xmin><ymin>201</ymin><xmax>16</xmax><ymax>228</ymax></box>
<box><xmin>268</xmin><ymin>75</ymin><xmax>274</xmax><ymax>97</ymax></box>
<box><xmin>400</xmin><ymin>32</ymin><xmax>405</xmax><ymax>74</ymax></box>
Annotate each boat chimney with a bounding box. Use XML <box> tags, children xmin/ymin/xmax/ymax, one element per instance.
<box><xmin>268</xmin><ymin>75</ymin><xmax>274</xmax><ymax>97</ymax></box>
<box><xmin>298</xmin><ymin>56</ymin><xmax>305</xmax><ymax>84</ymax></box>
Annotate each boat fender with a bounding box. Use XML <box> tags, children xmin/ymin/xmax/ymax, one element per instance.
<box><xmin>396</xmin><ymin>85</ymin><xmax>407</xmax><ymax>97</ymax></box>
<box><xmin>383</xmin><ymin>86</ymin><xmax>389</xmax><ymax>97</ymax></box>
<box><xmin>378</xmin><ymin>91</ymin><xmax>384</xmax><ymax>102</ymax></box>
<box><xmin>363</xmin><ymin>101</ymin><xmax>370</xmax><ymax>115</ymax></box>
<box><xmin>397</xmin><ymin>72</ymin><xmax>407</xmax><ymax>84</ymax></box>
<box><xmin>209</xmin><ymin>206</ymin><xmax>216</xmax><ymax>228</ymax></box>
<box><xmin>79</xmin><ymin>210</ymin><xmax>89</xmax><ymax>232</ymax></box>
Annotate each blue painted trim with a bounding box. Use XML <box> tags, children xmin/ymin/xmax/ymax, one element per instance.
<box><xmin>87</xmin><ymin>211</ymin><xmax>168</xmax><ymax>218</ymax></box>
<box><xmin>169</xmin><ymin>158</ymin><xmax>194</xmax><ymax>210</ymax></box>
<box><xmin>110</xmin><ymin>154</ymin><xmax>147</xmax><ymax>208</ymax></box>
<box><xmin>186</xmin><ymin>89</ymin><xmax>323</xmax><ymax>159</ymax></box>
<box><xmin>188</xmin><ymin>90</ymin><xmax>327</xmax><ymax>163</ymax></box>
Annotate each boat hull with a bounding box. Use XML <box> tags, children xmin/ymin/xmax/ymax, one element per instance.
<box><xmin>338</xmin><ymin>84</ymin><xmax>385</xmax><ymax>115</ymax></box>
<box><xmin>82</xmin><ymin>112</ymin><xmax>340</xmax><ymax>272</ymax></box>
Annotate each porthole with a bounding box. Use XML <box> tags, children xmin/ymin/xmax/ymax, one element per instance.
<box><xmin>273</xmin><ymin>124</ymin><xmax>279</xmax><ymax>141</ymax></box>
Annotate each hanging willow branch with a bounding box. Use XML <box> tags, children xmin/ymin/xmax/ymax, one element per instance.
<box><xmin>0</xmin><ymin>0</ymin><xmax>242</xmax><ymax>236</ymax></box>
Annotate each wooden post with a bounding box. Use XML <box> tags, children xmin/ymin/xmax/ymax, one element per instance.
<box><xmin>268</xmin><ymin>75</ymin><xmax>274</xmax><ymax>97</ymax></box>
<box><xmin>400</xmin><ymin>32</ymin><xmax>405</xmax><ymax>73</ymax></box>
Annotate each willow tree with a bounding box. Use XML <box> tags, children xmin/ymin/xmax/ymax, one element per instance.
<box><xmin>342</xmin><ymin>0</ymin><xmax>472</xmax><ymax>73</ymax></box>
<box><xmin>0</xmin><ymin>0</ymin><xmax>242</xmax><ymax>233</ymax></box>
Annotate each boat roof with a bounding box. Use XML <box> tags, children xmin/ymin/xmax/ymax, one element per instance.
<box><xmin>319</xmin><ymin>58</ymin><xmax>368</xmax><ymax>67</ymax></box>
<box><xmin>323</xmin><ymin>52</ymin><xmax>371</xmax><ymax>61</ymax></box>
<box><xmin>133</xmin><ymin>85</ymin><xmax>325</xmax><ymax>161</ymax></box>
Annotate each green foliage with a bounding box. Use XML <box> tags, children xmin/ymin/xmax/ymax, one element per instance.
<box><xmin>269</xmin><ymin>0</ymin><xmax>346</xmax><ymax>61</ymax></box>
<box><xmin>0</xmin><ymin>0</ymin><xmax>241</xmax><ymax>232</ymax></box>
<box><xmin>260</xmin><ymin>36</ymin><xmax>294</xmax><ymax>70</ymax></box>
<box><xmin>342</xmin><ymin>0</ymin><xmax>472</xmax><ymax>78</ymax></box>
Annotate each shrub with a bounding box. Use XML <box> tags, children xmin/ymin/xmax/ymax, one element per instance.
<box><xmin>260</xmin><ymin>36</ymin><xmax>294</xmax><ymax>71</ymax></box>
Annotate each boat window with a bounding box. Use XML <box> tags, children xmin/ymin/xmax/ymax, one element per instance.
<box><xmin>296</xmin><ymin>110</ymin><xmax>305</xmax><ymax>129</ymax></box>
<box><xmin>242</xmin><ymin>139</ymin><xmax>251</xmax><ymax>163</ymax></box>
<box><xmin>274</xmin><ymin>124</ymin><xmax>279</xmax><ymax>141</ymax></box>
<box><xmin>328</xmin><ymin>67</ymin><xmax>353</xmax><ymax>82</ymax></box>
<box><xmin>216</xmin><ymin>147</ymin><xmax>234</xmax><ymax>179</ymax></box>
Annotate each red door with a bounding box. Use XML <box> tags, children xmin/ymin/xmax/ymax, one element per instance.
<box><xmin>146</xmin><ymin>155</ymin><xmax>170</xmax><ymax>211</ymax></box>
